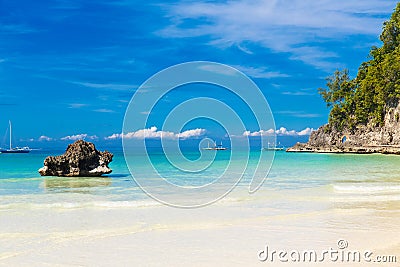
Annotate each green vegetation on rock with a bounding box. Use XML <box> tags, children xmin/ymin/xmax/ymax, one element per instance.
<box><xmin>318</xmin><ymin>3</ymin><xmax>400</xmax><ymax>131</ymax></box>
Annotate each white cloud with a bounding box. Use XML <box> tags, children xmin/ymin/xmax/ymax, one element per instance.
<box><xmin>105</xmin><ymin>133</ymin><xmax>123</xmax><ymax>140</ymax></box>
<box><xmin>61</xmin><ymin>134</ymin><xmax>98</xmax><ymax>141</ymax></box>
<box><xmin>243</xmin><ymin>127</ymin><xmax>315</xmax><ymax>137</ymax></box>
<box><xmin>176</xmin><ymin>128</ymin><xmax>206</xmax><ymax>139</ymax></box>
<box><xmin>38</xmin><ymin>135</ymin><xmax>53</xmax><ymax>141</ymax></box>
<box><xmin>105</xmin><ymin>126</ymin><xmax>206</xmax><ymax>140</ymax></box>
<box><xmin>297</xmin><ymin>127</ymin><xmax>314</xmax><ymax>136</ymax></box>
<box><xmin>243</xmin><ymin>129</ymin><xmax>275</xmax><ymax>137</ymax></box>
<box><xmin>159</xmin><ymin>0</ymin><xmax>394</xmax><ymax>70</ymax></box>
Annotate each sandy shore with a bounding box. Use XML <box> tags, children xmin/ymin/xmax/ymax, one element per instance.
<box><xmin>0</xmin><ymin>186</ymin><xmax>399</xmax><ymax>267</ymax></box>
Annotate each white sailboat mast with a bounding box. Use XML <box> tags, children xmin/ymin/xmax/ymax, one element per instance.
<box><xmin>9</xmin><ymin>120</ymin><xmax>12</xmax><ymax>150</ymax></box>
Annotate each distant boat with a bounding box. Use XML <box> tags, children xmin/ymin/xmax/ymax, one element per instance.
<box><xmin>263</xmin><ymin>142</ymin><xmax>284</xmax><ymax>151</ymax></box>
<box><xmin>0</xmin><ymin>121</ymin><xmax>31</xmax><ymax>154</ymax></box>
<box><xmin>203</xmin><ymin>141</ymin><xmax>228</xmax><ymax>151</ymax></box>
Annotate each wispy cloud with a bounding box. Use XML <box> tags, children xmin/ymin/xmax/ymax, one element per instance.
<box><xmin>0</xmin><ymin>59</ymin><xmax>6</xmax><ymax>63</ymax></box>
<box><xmin>288</xmin><ymin>47</ymin><xmax>343</xmax><ymax>70</ymax></box>
<box><xmin>282</xmin><ymin>91</ymin><xmax>315</xmax><ymax>96</ymax></box>
<box><xmin>276</xmin><ymin>110</ymin><xmax>322</xmax><ymax>118</ymax></box>
<box><xmin>61</xmin><ymin>134</ymin><xmax>98</xmax><ymax>141</ymax></box>
<box><xmin>236</xmin><ymin>44</ymin><xmax>254</xmax><ymax>55</ymax></box>
<box><xmin>294</xmin><ymin>114</ymin><xmax>322</xmax><ymax>118</ymax></box>
<box><xmin>198</xmin><ymin>63</ymin><xmax>289</xmax><ymax>78</ymax></box>
<box><xmin>281</xmin><ymin>89</ymin><xmax>315</xmax><ymax>96</ymax></box>
<box><xmin>93</xmin><ymin>108</ymin><xmax>116</xmax><ymax>113</ymax></box>
<box><xmin>105</xmin><ymin>126</ymin><xmax>206</xmax><ymax>140</ymax></box>
<box><xmin>71</xmin><ymin>81</ymin><xmax>135</xmax><ymax>91</ymax></box>
<box><xmin>244</xmin><ymin>127</ymin><xmax>315</xmax><ymax>137</ymax></box>
<box><xmin>159</xmin><ymin>0</ymin><xmax>394</xmax><ymax>70</ymax></box>
<box><xmin>198</xmin><ymin>64</ymin><xmax>238</xmax><ymax>76</ymax></box>
<box><xmin>233</xmin><ymin>65</ymin><xmax>290</xmax><ymax>79</ymax></box>
<box><xmin>68</xmin><ymin>103</ymin><xmax>88</xmax><ymax>109</ymax></box>
<box><xmin>0</xmin><ymin>23</ymin><xmax>37</xmax><ymax>34</ymax></box>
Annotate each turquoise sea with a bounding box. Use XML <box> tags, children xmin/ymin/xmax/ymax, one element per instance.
<box><xmin>1</xmin><ymin>149</ymin><xmax>400</xmax><ymax>266</ymax></box>
<box><xmin>1</xmin><ymin>149</ymin><xmax>400</xmax><ymax>210</ymax></box>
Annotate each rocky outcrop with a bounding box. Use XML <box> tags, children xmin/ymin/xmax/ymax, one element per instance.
<box><xmin>39</xmin><ymin>140</ymin><xmax>113</xmax><ymax>177</ymax></box>
<box><xmin>287</xmin><ymin>102</ymin><xmax>400</xmax><ymax>154</ymax></box>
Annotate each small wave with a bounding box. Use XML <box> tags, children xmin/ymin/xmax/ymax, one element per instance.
<box><xmin>93</xmin><ymin>200</ymin><xmax>160</xmax><ymax>208</ymax></box>
<box><xmin>0</xmin><ymin>200</ymin><xmax>161</xmax><ymax>210</ymax></box>
<box><xmin>333</xmin><ymin>184</ymin><xmax>400</xmax><ymax>194</ymax></box>
<box><xmin>334</xmin><ymin>195</ymin><xmax>400</xmax><ymax>203</ymax></box>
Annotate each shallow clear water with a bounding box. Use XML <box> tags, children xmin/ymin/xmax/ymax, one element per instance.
<box><xmin>0</xmin><ymin>150</ymin><xmax>400</xmax><ymax>210</ymax></box>
<box><xmin>1</xmin><ymin>149</ymin><xmax>400</xmax><ymax>267</ymax></box>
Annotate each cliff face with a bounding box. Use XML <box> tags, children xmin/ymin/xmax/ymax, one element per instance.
<box><xmin>288</xmin><ymin>102</ymin><xmax>400</xmax><ymax>154</ymax></box>
<box><xmin>289</xmin><ymin>3</ymin><xmax>400</xmax><ymax>154</ymax></box>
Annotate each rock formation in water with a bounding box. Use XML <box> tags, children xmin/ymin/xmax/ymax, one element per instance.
<box><xmin>39</xmin><ymin>140</ymin><xmax>113</xmax><ymax>177</ymax></box>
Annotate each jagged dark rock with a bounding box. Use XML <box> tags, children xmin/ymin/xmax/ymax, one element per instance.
<box><xmin>287</xmin><ymin>103</ymin><xmax>400</xmax><ymax>154</ymax></box>
<box><xmin>39</xmin><ymin>140</ymin><xmax>113</xmax><ymax>177</ymax></box>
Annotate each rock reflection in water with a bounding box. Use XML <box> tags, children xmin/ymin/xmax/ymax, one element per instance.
<box><xmin>43</xmin><ymin>177</ymin><xmax>112</xmax><ymax>190</ymax></box>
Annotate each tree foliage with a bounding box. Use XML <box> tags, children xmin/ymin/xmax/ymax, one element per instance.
<box><xmin>318</xmin><ymin>3</ymin><xmax>400</xmax><ymax>130</ymax></box>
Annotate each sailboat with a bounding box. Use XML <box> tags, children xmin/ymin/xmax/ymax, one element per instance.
<box><xmin>0</xmin><ymin>121</ymin><xmax>31</xmax><ymax>154</ymax></box>
<box><xmin>203</xmin><ymin>141</ymin><xmax>228</xmax><ymax>151</ymax></box>
<box><xmin>263</xmin><ymin>142</ymin><xmax>285</xmax><ymax>151</ymax></box>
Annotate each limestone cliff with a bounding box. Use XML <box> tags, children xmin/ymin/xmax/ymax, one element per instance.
<box><xmin>288</xmin><ymin>103</ymin><xmax>400</xmax><ymax>154</ymax></box>
<box><xmin>288</xmin><ymin>3</ymin><xmax>400</xmax><ymax>154</ymax></box>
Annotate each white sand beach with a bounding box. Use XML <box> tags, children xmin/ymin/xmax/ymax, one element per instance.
<box><xmin>1</xmin><ymin>185</ymin><xmax>399</xmax><ymax>267</ymax></box>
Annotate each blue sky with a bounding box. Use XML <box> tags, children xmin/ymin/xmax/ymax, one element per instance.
<box><xmin>0</xmin><ymin>0</ymin><xmax>396</xmax><ymax>147</ymax></box>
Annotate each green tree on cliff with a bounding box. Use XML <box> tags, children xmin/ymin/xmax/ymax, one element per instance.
<box><xmin>319</xmin><ymin>3</ymin><xmax>400</xmax><ymax>130</ymax></box>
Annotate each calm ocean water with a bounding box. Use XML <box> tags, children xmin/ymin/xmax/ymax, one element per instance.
<box><xmin>1</xmin><ymin>149</ymin><xmax>400</xmax><ymax>209</ymax></box>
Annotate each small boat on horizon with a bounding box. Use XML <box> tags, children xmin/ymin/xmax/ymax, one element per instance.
<box><xmin>263</xmin><ymin>142</ymin><xmax>285</xmax><ymax>151</ymax></box>
<box><xmin>0</xmin><ymin>121</ymin><xmax>31</xmax><ymax>154</ymax></box>
<box><xmin>203</xmin><ymin>141</ymin><xmax>228</xmax><ymax>151</ymax></box>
